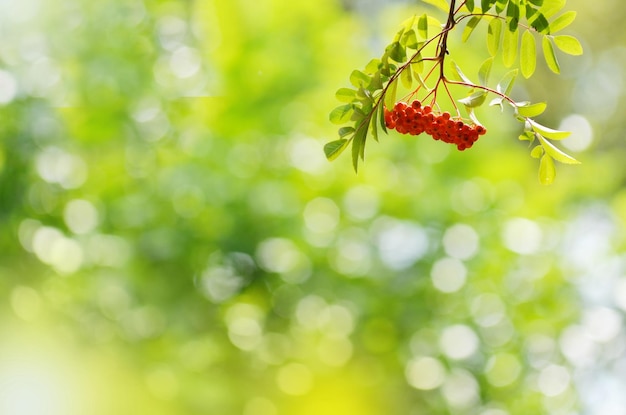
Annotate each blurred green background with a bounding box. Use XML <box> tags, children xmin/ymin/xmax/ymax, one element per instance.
<box><xmin>1</xmin><ymin>0</ymin><xmax>626</xmax><ymax>414</ymax></box>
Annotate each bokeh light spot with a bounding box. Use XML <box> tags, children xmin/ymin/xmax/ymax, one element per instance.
<box><xmin>431</xmin><ymin>257</ymin><xmax>467</xmax><ymax>293</ymax></box>
<box><xmin>442</xmin><ymin>224</ymin><xmax>479</xmax><ymax>260</ymax></box>
<box><xmin>502</xmin><ymin>218</ymin><xmax>543</xmax><ymax>255</ymax></box>
<box><xmin>484</xmin><ymin>353</ymin><xmax>521</xmax><ymax>387</ymax></box>
<box><xmin>405</xmin><ymin>356</ymin><xmax>446</xmax><ymax>390</ymax></box>
<box><xmin>439</xmin><ymin>324</ymin><xmax>479</xmax><ymax>360</ymax></box>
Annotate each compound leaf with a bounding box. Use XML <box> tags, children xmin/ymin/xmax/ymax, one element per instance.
<box><xmin>459</xmin><ymin>90</ymin><xmax>487</xmax><ymax>108</ymax></box>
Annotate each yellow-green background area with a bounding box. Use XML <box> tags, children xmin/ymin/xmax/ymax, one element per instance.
<box><xmin>0</xmin><ymin>0</ymin><xmax>625</xmax><ymax>414</ymax></box>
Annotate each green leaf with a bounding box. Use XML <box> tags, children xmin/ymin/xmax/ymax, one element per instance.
<box><xmin>539</xmin><ymin>154</ymin><xmax>555</xmax><ymax>185</ymax></box>
<box><xmin>352</xmin><ymin>122</ymin><xmax>368</xmax><ymax>172</ymax></box>
<box><xmin>335</xmin><ymin>88</ymin><xmax>357</xmax><ymax>103</ymax></box>
<box><xmin>553</xmin><ymin>35</ymin><xmax>583</xmax><ymax>56</ymax></box>
<box><xmin>451</xmin><ymin>61</ymin><xmax>474</xmax><ymax>84</ymax></box>
<box><xmin>338</xmin><ymin>126</ymin><xmax>355</xmax><ymax>138</ymax></box>
<box><xmin>487</xmin><ymin>18</ymin><xmax>502</xmax><ymax>56</ymax></box>
<box><xmin>497</xmin><ymin>69</ymin><xmax>518</xmax><ymax>95</ymax></box>
<box><xmin>530</xmin><ymin>13</ymin><xmax>550</xmax><ymax>34</ymax></box>
<box><xmin>518</xmin><ymin>130</ymin><xmax>535</xmax><ymax>141</ymax></box>
<box><xmin>520</xmin><ymin>30</ymin><xmax>537</xmax><ymax>78</ymax></box>
<box><xmin>549</xmin><ymin>11</ymin><xmax>577</xmax><ymax>34</ymax></box>
<box><xmin>459</xmin><ymin>90</ymin><xmax>487</xmax><ymax>108</ymax></box>
<box><xmin>329</xmin><ymin>104</ymin><xmax>354</xmax><ymax>125</ymax></box>
<box><xmin>402</xmin><ymin>29</ymin><xmax>419</xmax><ymax>49</ymax></box>
<box><xmin>411</xmin><ymin>57</ymin><xmax>424</xmax><ymax>76</ymax></box>
<box><xmin>462</xmin><ymin>16</ymin><xmax>481</xmax><ymax>42</ymax></box>
<box><xmin>502</xmin><ymin>26</ymin><xmax>519</xmax><ymax>67</ymax></box>
<box><xmin>481</xmin><ymin>0</ymin><xmax>497</xmax><ymax>12</ymax></box>
<box><xmin>478</xmin><ymin>57</ymin><xmax>493</xmax><ymax>85</ymax></box>
<box><xmin>542</xmin><ymin>36</ymin><xmax>560</xmax><ymax>73</ymax></box>
<box><xmin>421</xmin><ymin>0</ymin><xmax>449</xmax><ymax>12</ymax></box>
<box><xmin>365</xmin><ymin>59</ymin><xmax>381</xmax><ymax>74</ymax></box>
<box><xmin>506</xmin><ymin>0</ymin><xmax>520</xmax><ymax>31</ymax></box>
<box><xmin>384</xmin><ymin>77</ymin><xmax>399</xmax><ymax>110</ymax></box>
<box><xmin>370</xmin><ymin>107</ymin><xmax>380</xmax><ymax>142</ymax></box>
<box><xmin>539</xmin><ymin>0</ymin><xmax>566</xmax><ymax>19</ymax></box>
<box><xmin>400</xmin><ymin>67</ymin><xmax>412</xmax><ymax>89</ymax></box>
<box><xmin>387</xmin><ymin>41</ymin><xmax>406</xmax><ymax>63</ymax></box>
<box><xmin>324</xmin><ymin>139</ymin><xmax>350</xmax><ymax>161</ymax></box>
<box><xmin>537</xmin><ymin>134</ymin><xmax>580</xmax><ymax>164</ymax></box>
<box><xmin>350</xmin><ymin>70</ymin><xmax>371</xmax><ymax>88</ymax></box>
<box><xmin>528</xmin><ymin>118</ymin><xmax>570</xmax><ymax>139</ymax></box>
<box><xmin>418</xmin><ymin>14</ymin><xmax>428</xmax><ymax>40</ymax></box>
<box><xmin>530</xmin><ymin>145</ymin><xmax>544</xmax><ymax>158</ymax></box>
<box><xmin>495</xmin><ymin>0</ymin><xmax>507</xmax><ymax>13</ymax></box>
<box><xmin>466</xmin><ymin>0</ymin><xmax>475</xmax><ymax>12</ymax></box>
<box><xmin>517</xmin><ymin>102</ymin><xmax>546</xmax><ymax>117</ymax></box>
<box><xmin>379</xmin><ymin>100</ymin><xmax>388</xmax><ymax>133</ymax></box>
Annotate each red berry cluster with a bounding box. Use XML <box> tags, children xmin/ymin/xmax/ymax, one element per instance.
<box><xmin>384</xmin><ymin>100</ymin><xmax>487</xmax><ymax>150</ymax></box>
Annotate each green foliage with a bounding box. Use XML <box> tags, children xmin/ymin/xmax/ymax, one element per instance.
<box><xmin>326</xmin><ymin>0</ymin><xmax>584</xmax><ymax>184</ymax></box>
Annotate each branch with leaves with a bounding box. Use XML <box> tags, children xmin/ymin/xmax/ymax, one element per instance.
<box><xmin>325</xmin><ymin>0</ymin><xmax>583</xmax><ymax>184</ymax></box>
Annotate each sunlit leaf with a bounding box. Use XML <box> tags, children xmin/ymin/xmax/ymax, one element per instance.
<box><xmin>403</xmin><ymin>29</ymin><xmax>419</xmax><ymax>49</ymax></box>
<box><xmin>329</xmin><ymin>104</ymin><xmax>354</xmax><ymax>124</ymax></box>
<box><xmin>421</xmin><ymin>0</ymin><xmax>449</xmax><ymax>12</ymax></box>
<box><xmin>528</xmin><ymin>118</ymin><xmax>570</xmax><ymax>139</ymax></box>
<box><xmin>537</xmin><ymin>134</ymin><xmax>580</xmax><ymax>164</ymax></box>
<box><xmin>387</xmin><ymin>41</ymin><xmax>406</xmax><ymax>63</ymax></box>
<box><xmin>502</xmin><ymin>26</ymin><xmax>519</xmax><ymax>67</ymax></box>
<box><xmin>370</xmin><ymin>107</ymin><xmax>379</xmax><ymax>142</ymax></box>
<box><xmin>520</xmin><ymin>30</ymin><xmax>536</xmax><ymax>78</ymax></box>
<box><xmin>462</xmin><ymin>16</ymin><xmax>481</xmax><ymax>42</ymax></box>
<box><xmin>418</xmin><ymin>14</ymin><xmax>428</xmax><ymax>40</ymax></box>
<box><xmin>539</xmin><ymin>154</ymin><xmax>556</xmax><ymax>185</ymax></box>
<box><xmin>517</xmin><ymin>102</ymin><xmax>546</xmax><ymax>117</ymax></box>
<box><xmin>365</xmin><ymin>58</ymin><xmax>382</xmax><ymax>74</ymax></box>
<box><xmin>400</xmin><ymin>67</ymin><xmax>412</xmax><ymax>89</ymax></box>
<box><xmin>487</xmin><ymin>18</ymin><xmax>502</xmax><ymax>56</ymax></box>
<box><xmin>459</xmin><ymin>90</ymin><xmax>487</xmax><ymax>108</ymax></box>
<box><xmin>478</xmin><ymin>57</ymin><xmax>493</xmax><ymax>86</ymax></box>
<box><xmin>497</xmin><ymin>69</ymin><xmax>518</xmax><ymax>95</ymax></box>
<box><xmin>336</xmin><ymin>88</ymin><xmax>357</xmax><ymax>103</ymax></box>
<box><xmin>530</xmin><ymin>145</ymin><xmax>544</xmax><ymax>158</ymax></box>
<box><xmin>553</xmin><ymin>35</ymin><xmax>583</xmax><ymax>56</ymax></box>
<box><xmin>384</xmin><ymin>77</ymin><xmax>399</xmax><ymax>110</ymax></box>
<box><xmin>466</xmin><ymin>0</ymin><xmax>475</xmax><ymax>12</ymax></box>
<box><xmin>542</xmin><ymin>36</ymin><xmax>560</xmax><ymax>73</ymax></box>
<box><xmin>518</xmin><ymin>130</ymin><xmax>535</xmax><ymax>141</ymax></box>
<box><xmin>324</xmin><ymin>138</ymin><xmax>350</xmax><ymax>161</ymax></box>
<box><xmin>451</xmin><ymin>61</ymin><xmax>474</xmax><ymax>84</ymax></box>
<box><xmin>338</xmin><ymin>126</ymin><xmax>355</xmax><ymax>138</ymax></box>
<box><xmin>539</xmin><ymin>0</ymin><xmax>566</xmax><ymax>19</ymax></box>
<box><xmin>350</xmin><ymin>70</ymin><xmax>371</xmax><ymax>88</ymax></box>
<box><xmin>549</xmin><ymin>11</ymin><xmax>577</xmax><ymax>33</ymax></box>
